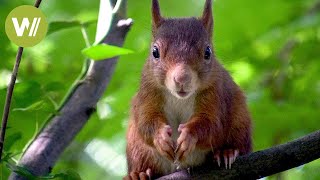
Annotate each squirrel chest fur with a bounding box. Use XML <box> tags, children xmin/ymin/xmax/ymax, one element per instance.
<box><xmin>163</xmin><ymin>91</ymin><xmax>195</xmax><ymax>140</ymax></box>
<box><xmin>163</xmin><ymin>92</ymin><xmax>209</xmax><ymax>170</ymax></box>
<box><xmin>125</xmin><ymin>0</ymin><xmax>252</xmax><ymax>179</ymax></box>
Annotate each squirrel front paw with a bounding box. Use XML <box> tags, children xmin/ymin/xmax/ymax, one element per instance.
<box><xmin>125</xmin><ymin>168</ymin><xmax>152</xmax><ymax>180</ymax></box>
<box><xmin>175</xmin><ymin>124</ymin><xmax>198</xmax><ymax>161</ymax></box>
<box><xmin>153</xmin><ymin>125</ymin><xmax>175</xmax><ymax>161</ymax></box>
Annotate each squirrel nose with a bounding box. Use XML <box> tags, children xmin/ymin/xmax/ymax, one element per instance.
<box><xmin>174</xmin><ymin>74</ymin><xmax>191</xmax><ymax>87</ymax></box>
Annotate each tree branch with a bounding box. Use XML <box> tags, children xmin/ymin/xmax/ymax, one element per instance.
<box><xmin>9</xmin><ymin>1</ymin><xmax>131</xmax><ymax>179</ymax></box>
<box><xmin>157</xmin><ymin>130</ymin><xmax>320</xmax><ymax>179</ymax></box>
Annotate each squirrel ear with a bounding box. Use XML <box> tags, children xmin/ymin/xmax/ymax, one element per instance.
<box><xmin>201</xmin><ymin>0</ymin><xmax>213</xmax><ymax>36</ymax></box>
<box><xmin>152</xmin><ymin>0</ymin><xmax>163</xmax><ymax>29</ymax></box>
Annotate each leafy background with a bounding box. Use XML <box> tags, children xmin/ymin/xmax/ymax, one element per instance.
<box><xmin>0</xmin><ymin>0</ymin><xmax>320</xmax><ymax>179</ymax></box>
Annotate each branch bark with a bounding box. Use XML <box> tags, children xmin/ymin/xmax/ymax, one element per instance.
<box><xmin>9</xmin><ymin>1</ymin><xmax>131</xmax><ymax>179</ymax></box>
<box><xmin>157</xmin><ymin>130</ymin><xmax>320</xmax><ymax>180</ymax></box>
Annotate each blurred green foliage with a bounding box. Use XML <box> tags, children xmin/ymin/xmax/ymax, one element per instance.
<box><xmin>0</xmin><ymin>0</ymin><xmax>319</xmax><ymax>179</ymax></box>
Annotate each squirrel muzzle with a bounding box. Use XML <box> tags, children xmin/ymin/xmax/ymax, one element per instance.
<box><xmin>165</xmin><ymin>64</ymin><xmax>199</xmax><ymax>99</ymax></box>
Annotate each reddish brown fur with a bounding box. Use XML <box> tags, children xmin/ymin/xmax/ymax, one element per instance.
<box><xmin>125</xmin><ymin>0</ymin><xmax>252</xmax><ymax>179</ymax></box>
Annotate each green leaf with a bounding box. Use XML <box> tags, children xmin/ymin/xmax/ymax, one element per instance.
<box><xmin>48</xmin><ymin>170</ymin><xmax>82</xmax><ymax>180</ymax></box>
<box><xmin>82</xmin><ymin>44</ymin><xmax>134</xmax><ymax>61</ymax></box>
<box><xmin>1</xmin><ymin>152</ymin><xmax>15</xmax><ymax>162</ymax></box>
<box><xmin>32</xmin><ymin>170</ymin><xmax>82</xmax><ymax>180</ymax></box>
<box><xmin>44</xmin><ymin>82</ymin><xmax>65</xmax><ymax>92</ymax></box>
<box><xmin>13</xmin><ymin>81</ymin><xmax>42</xmax><ymax>108</ymax></box>
<box><xmin>48</xmin><ymin>20</ymin><xmax>96</xmax><ymax>35</ymax></box>
<box><xmin>6</xmin><ymin>163</ymin><xmax>81</xmax><ymax>180</ymax></box>
<box><xmin>4</xmin><ymin>132</ymin><xmax>22</xmax><ymax>151</ymax></box>
<box><xmin>6</xmin><ymin>163</ymin><xmax>36</xmax><ymax>180</ymax></box>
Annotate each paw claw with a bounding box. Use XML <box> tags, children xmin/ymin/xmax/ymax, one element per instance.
<box><xmin>224</xmin><ymin>155</ymin><xmax>228</xmax><ymax>169</ymax></box>
<box><xmin>214</xmin><ymin>155</ymin><xmax>221</xmax><ymax>167</ymax></box>
<box><xmin>234</xmin><ymin>149</ymin><xmax>239</xmax><ymax>161</ymax></box>
<box><xmin>215</xmin><ymin>149</ymin><xmax>239</xmax><ymax>169</ymax></box>
<box><xmin>228</xmin><ymin>156</ymin><xmax>232</xmax><ymax>169</ymax></box>
<box><xmin>146</xmin><ymin>168</ymin><xmax>152</xmax><ymax>180</ymax></box>
<box><xmin>214</xmin><ymin>150</ymin><xmax>221</xmax><ymax>167</ymax></box>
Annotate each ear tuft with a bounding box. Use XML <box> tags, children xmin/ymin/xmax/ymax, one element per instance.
<box><xmin>201</xmin><ymin>0</ymin><xmax>213</xmax><ymax>36</ymax></box>
<box><xmin>152</xmin><ymin>0</ymin><xmax>163</xmax><ymax>29</ymax></box>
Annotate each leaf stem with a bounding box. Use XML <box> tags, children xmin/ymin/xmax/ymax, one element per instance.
<box><xmin>81</xmin><ymin>25</ymin><xmax>91</xmax><ymax>48</ymax></box>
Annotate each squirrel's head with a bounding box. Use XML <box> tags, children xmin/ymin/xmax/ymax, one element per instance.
<box><xmin>148</xmin><ymin>0</ymin><xmax>215</xmax><ymax>99</ymax></box>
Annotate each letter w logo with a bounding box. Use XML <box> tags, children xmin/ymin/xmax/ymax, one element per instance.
<box><xmin>12</xmin><ymin>17</ymin><xmax>41</xmax><ymax>37</ymax></box>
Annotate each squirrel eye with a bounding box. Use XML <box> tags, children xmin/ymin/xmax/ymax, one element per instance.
<box><xmin>152</xmin><ymin>46</ymin><xmax>160</xmax><ymax>59</ymax></box>
<box><xmin>204</xmin><ymin>46</ymin><xmax>212</xmax><ymax>60</ymax></box>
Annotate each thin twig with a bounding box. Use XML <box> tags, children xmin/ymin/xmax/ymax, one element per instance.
<box><xmin>0</xmin><ymin>47</ymin><xmax>24</xmax><ymax>159</ymax></box>
<box><xmin>34</xmin><ymin>0</ymin><xmax>42</xmax><ymax>8</ymax></box>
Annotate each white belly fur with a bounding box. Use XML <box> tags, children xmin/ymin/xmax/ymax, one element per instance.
<box><xmin>163</xmin><ymin>91</ymin><xmax>195</xmax><ymax>140</ymax></box>
<box><xmin>161</xmin><ymin>91</ymin><xmax>209</xmax><ymax>171</ymax></box>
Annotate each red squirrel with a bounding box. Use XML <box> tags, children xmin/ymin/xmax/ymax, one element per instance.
<box><xmin>125</xmin><ymin>0</ymin><xmax>252</xmax><ymax>179</ymax></box>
